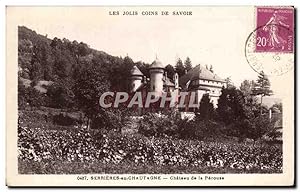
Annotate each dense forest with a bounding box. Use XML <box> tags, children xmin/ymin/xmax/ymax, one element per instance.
<box><xmin>18</xmin><ymin>26</ymin><xmax>197</xmax><ymax>111</ymax></box>
<box><xmin>18</xmin><ymin>26</ymin><xmax>152</xmax><ymax>109</ymax></box>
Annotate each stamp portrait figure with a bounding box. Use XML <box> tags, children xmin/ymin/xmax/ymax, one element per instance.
<box><xmin>263</xmin><ymin>10</ymin><xmax>290</xmax><ymax>50</ymax></box>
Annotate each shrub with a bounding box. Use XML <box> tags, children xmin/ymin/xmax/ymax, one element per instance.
<box><xmin>197</xmin><ymin>93</ymin><xmax>215</xmax><ymax>120</ymax></box>
<box><xmin>137</xmin><ymin>111</ymin><xmax>226</xmax><ymax>141</ymax></box>
<box><xmin>138</xmin><ymin>112</ymin><xmax>179</xmax><ymax>137</ymax></box>
<box><xmin>47</xmin><ymin>82</ymin><xmax>74</xmax><ymax>109</ymax></box>
<box><xmin>91</xmin><ymin>108</ymin><xmax>128</xmax><ymax>132</ymax></box>
<box><xmin>224</xmin><ymin>115</ymin><xmax>276</xmax><ymax>143</ymax></box>
<box><xmin>177</xmin><ymin>118</ymin><xmax>199</xmax><ymax>139</ymax></box>
<box><xmin>53</xmin><ymin>113</ymin><xmax>77</xmax><ymax>126</ymax></box>
<box><xmin>177</xmin><ymin>119</ymin><xmax>225</xmax><ymax>141</ymax></box>
<box><xmin>18</xmin><ymin>84</ymin><xmax>47</xmax><ymax>108</ymax></box>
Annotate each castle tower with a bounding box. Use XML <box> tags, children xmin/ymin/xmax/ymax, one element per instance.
<box><xmin>130</xmin><ymin>65</ymin><xmax>144</xmax><ymax>93</ymax></box>
<box><xmin>149</xmin><ymin>58</ymin><xmax>164</xmax><ymax>98</ymax></box>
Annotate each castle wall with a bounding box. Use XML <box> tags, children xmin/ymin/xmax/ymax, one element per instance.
<box><xmin>192</xmin><ymin>79</ymin><xmax>225</xmax><ymax>107</ymax></box>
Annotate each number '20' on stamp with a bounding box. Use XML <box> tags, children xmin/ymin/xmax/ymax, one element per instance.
<box><xmin>255</xmin><ymin>7</ymin><xmax>294</xmax><ymax>53</ymax></box>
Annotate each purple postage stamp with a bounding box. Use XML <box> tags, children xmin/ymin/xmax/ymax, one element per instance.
<box><xmin>255</xmin><ymin>7</ymin><xmax>294</xmax><ymax>53</ymax></box>
<box><xmin>245</xmin><ymin>6</ymin><xmax>294</xmax><ymax>76</ymax></box>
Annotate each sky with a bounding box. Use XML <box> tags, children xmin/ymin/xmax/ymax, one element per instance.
<box><xmin>8</xmin><ymin>6</ymin><xmax>294</xmax><ymax>98</ymax></box>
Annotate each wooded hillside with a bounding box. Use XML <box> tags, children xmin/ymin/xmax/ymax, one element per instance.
<box><xmin>18</xmin><ymin>26</ymin><xmax>151</xmax><ymax>109</ymax></box>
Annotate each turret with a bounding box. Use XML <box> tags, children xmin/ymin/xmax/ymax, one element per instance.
<box><xmin>149</xmin><ymin>58</ymin><xmax>164</xmax><ymax>98</ymax></box>
<box><xmin>130</xmin><ymin>65</ymin><xmax>144</xmax><ymax>92</ymax></box>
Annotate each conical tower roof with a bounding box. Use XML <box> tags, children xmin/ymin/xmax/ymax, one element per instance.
<box><xmin>130</xmin><ymin>65</ymin><xmax>144</xmax><ymax>76</ymax></box>
<box><xmin>150</xmin><ymin>58</ymin><xmax>164</xmax><ymax>69</ymax></box>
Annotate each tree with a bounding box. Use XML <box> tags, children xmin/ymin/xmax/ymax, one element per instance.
<box><xmin>18</xmin><ymin>81</ymin><xmax>47</xmax><ymax>108</ymax></box>
<box><xmin>184</xmin><ymin>57</ymin><xmax>192</xmax><ymax>72</ymax></box>
<box><xmin>233</xmin><ymin>115</ymin><xmax>275</xmax><ymax>144</ymax></box>
<box><xmin>40</xmin><ymin>44</ymin><xmax>55</xmax><ymax>81</ymax></box>
<box><xmin>247</xmin><ymin>115</ymin><xmax>276</xmax><ymax>144</ymax></box>
<box><xmin>77</xmin><ymin>42</ymin><xmax>90</xmax><ymax>56</ymax></box>
<box><xmin>271</xmin><ymin>102</ymin><xmax>282</xmax><ymax>113</ymax></box>
<box><xmin>240</xmin><ymin>80</ymin><xmax>256</xmax><ymax>104</ymax></box>
<box><xmin>136</xmin><ymin>61</ymin><xmax>150</xmax><ymax>78</ymax></box>
<box><xmin>29</xmin><ymin>59</ymin><xmax>42</xmax><ymax>83</ymax></box>
<box><xmin>217</xmin><ymin>81</ymin><xmax>274</xmax><ymax>142</ymax></box>
<box><xmin>91</xmin><ymin>107</ymin><xmax>130</xmax><ymax>132</ymax></box>
<box><xmin>29</xmin><ymin>45</ymin><xmax>44</xmax><ymax>82</ymax></box>
<box><xmin>50</xmin><ymin>37</ymin><xmax>62</xmax><ymax>48</ymax></box>
<box><xmin>74</xmin><ymin>65</ymin><xmax>110</xmax><ymax>128</ymax></box>
<box><xmin>224</xmin><ymin>76</ymin><xmax>234</xmax><ymax>88</ymax></box>
<box><xmin>109</xmin><ymin>55</ymin><xmax>134</xmax><ymax>92</ymax></box>
<box><xmin>47</xmin><ymin>80</ymin><xmax>74</xmax><ymax>109</ymax></box>
<box><xmin>209</xmin><ymin>65</ymin><xmax>214</xmax><ymax>73</ymax></box>
<box><xmin>216</xmin><ymin>87</ymin><xmax>246</xmax><ymax>125</ymax></box>
<box><xmin>165</xmin><ymin>64</ymin><xmax>176</xmax><ymax>79</ymax></box>
<box><xmin>240</xmin><ymin>80</ymin><xmax>253</xmax><ymax>96</ymax></box>
<box><xmin>197</xmin><ymin>93</ymin><xmax>214</xmax><ymax>120</ymax></box>
<box><xmin>175</xmin><ymin>58</ymin><xmax>185</xmax><ymax>77</ymax></box>
<box><xmin>18</xmin><ymin>39</ymin><xmax>33</xmax><ymax>79</ymax></box>
<box><xmin>217</xmin><ymin>87</ymin><xmax>272</xmax><ymax>142</ymax></box>
<box><xmin>53</xmin><ymin>57</ymin><xmax>69</xmax><ymax>79</ymax></box>
<box><xmin>252</xmin><ymin>71</ymin><xmax>273</xmax><ymax>114</ymax></box>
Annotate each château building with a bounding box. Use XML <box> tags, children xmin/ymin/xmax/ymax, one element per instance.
<box><xmin>179</xmin><ymin>64</ymin><xmax>226</xmax><ymax>107</ymax></box>
<box><xmin>130</xmin><ymin>58</ymin><xmax>226</xmax><ymax>110</ymax></box>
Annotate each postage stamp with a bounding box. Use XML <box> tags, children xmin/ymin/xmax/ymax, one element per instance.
<box><xmin>245</xmin><ymin>6</ymin><xmax>294</xmax><ymax>76</ymax></box>
<box><xmin>255</xmin><ymin>7</ymin><xmax>294</xmax><ymax>53</ymax></box>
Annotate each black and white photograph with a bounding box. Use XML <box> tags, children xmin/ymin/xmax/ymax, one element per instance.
<box><xmin>6</xmin><ymin>6</ymin><xmax>295</xmax><ymax>187</ymax></box>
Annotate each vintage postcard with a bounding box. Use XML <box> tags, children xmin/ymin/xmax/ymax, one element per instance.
<box><xmin>6</xmin><ymin>6</ymin><xmax>295</xmax><ymax>186</ymax></box>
